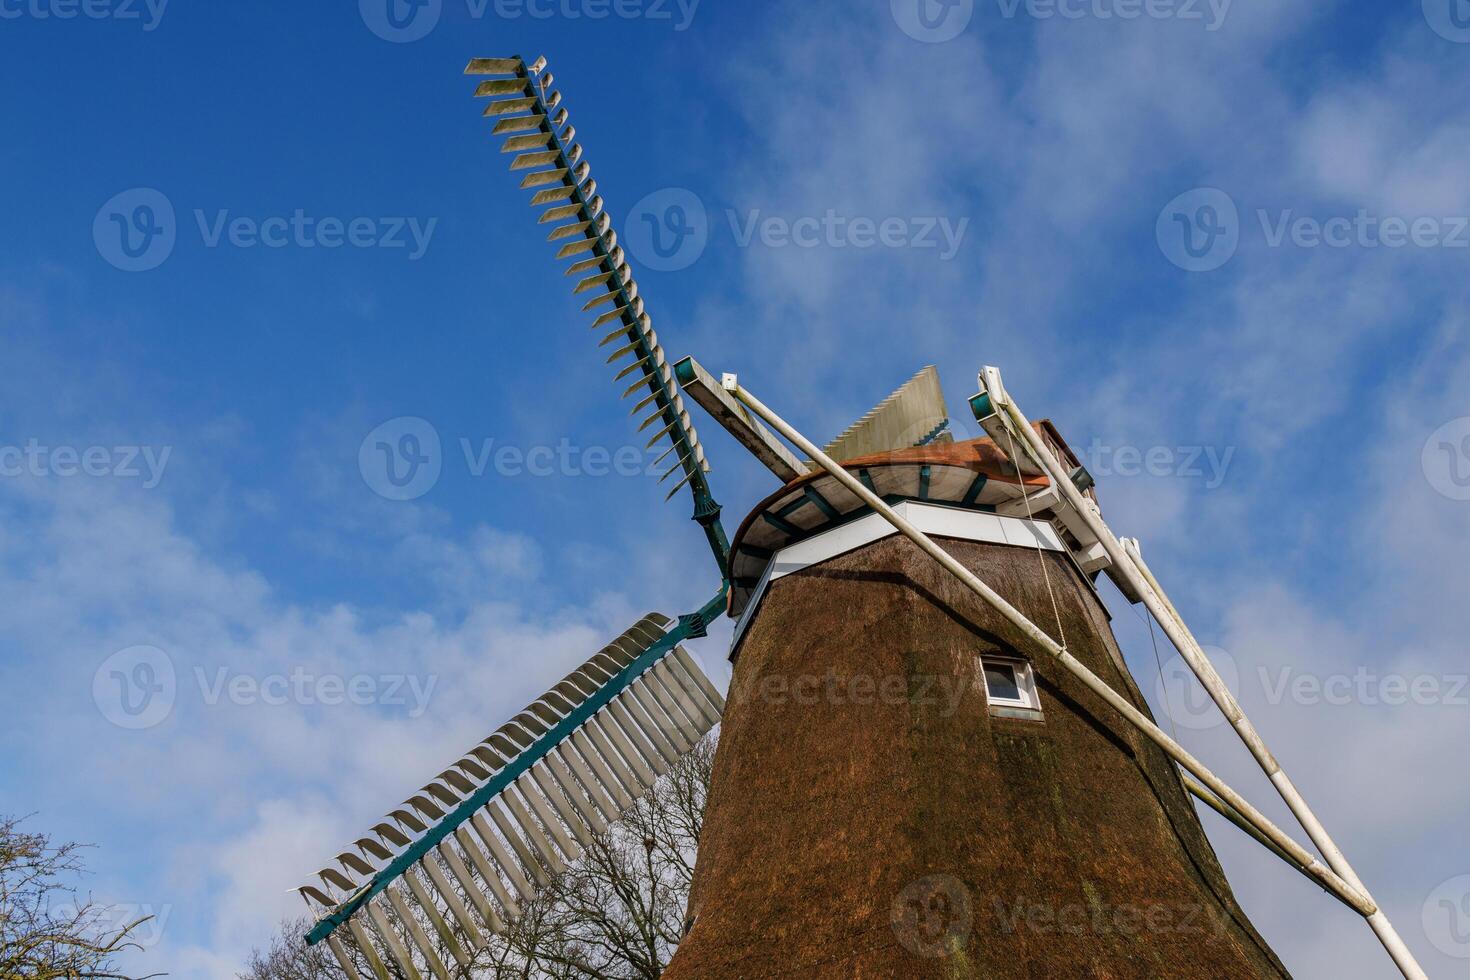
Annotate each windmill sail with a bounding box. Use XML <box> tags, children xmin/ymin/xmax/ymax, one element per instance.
<box><xmin>821</xmin><ymin>365</ymin><xmax>950</xmax><ymax>463</ymax></box>
<box><xmin>299</xmin><ymin>608</ymin><xmax>726</xmax><ymax>979</ymax></box>
<box><xmin>466</xmin><ymin>56</ymin><xmax>713</xmax><ymax>510</ymax></box>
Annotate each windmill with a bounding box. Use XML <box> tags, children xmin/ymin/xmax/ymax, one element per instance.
<box><xmin>296</xmin><ymin>54</ymin><xmax>1428</xmax><ymax>979</ymax></box>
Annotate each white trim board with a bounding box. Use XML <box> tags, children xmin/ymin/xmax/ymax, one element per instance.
<box><xmin>730</xmin><ymin>501</ymin><xmax>1064</xmax><ymax>656</ymax></box>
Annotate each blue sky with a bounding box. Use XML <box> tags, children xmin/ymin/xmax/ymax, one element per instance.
<box><xmin>2</xmin><ymin>1</ymin><xmax>1469</xmax><ymax>976</ymax></box>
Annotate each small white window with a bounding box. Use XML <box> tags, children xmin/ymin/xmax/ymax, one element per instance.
<box><xmin>981</xmin><ymin>657</ymin><xmax>1040</xmax><ymax>712</ymax></box>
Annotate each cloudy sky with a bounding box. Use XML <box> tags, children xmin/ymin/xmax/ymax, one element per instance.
<box><xmin>2</xmin><ymin>1</ymin><xmax>1468</xmax><ymax>976</ymax></box>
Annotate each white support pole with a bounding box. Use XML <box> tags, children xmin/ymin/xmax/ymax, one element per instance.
<box><xmin>974</xmin><ymin>368</ymin><xmax>1425</xmax><ymax>980</ymax></box>
<box><xmin>725</xmin><ymin>377</ymin><xmax>1373</xmax><ymax>917</ymax></box>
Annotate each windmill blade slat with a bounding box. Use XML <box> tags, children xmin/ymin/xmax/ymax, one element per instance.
<box><xmin>501</xmin><ymin>788</ymin><xmax>566</xmax><ymax>873</ymax></box>
<box><xmin>572</xmin><ymin>727</ymin><xmax>636</xmax><ymax>811</ymax></box>
<box><xmin>486</xmin><ymin>800</ymin><xmax>550</xmax><ymax>887</ymax></box>
<box><xmin>493</xmin><ymin>114</ymin><xmax>546</xmax><ymax>136</ymax></box>
<box><xmin>473</xmin><ymin>77</ymin><xmax>529</xmax><ymax>97</ymax></box>
<box><xmin>384</xmin><ymin>886</ymin><xmax>449</xmax><ymax>980</ymax></box>
<box><xmin>347</xmin><ymin>917</ymin><xmax>393</xmax><ymax>980</ymax></box>
<box><xmin>592</xmin><ymin>711</ymin><xmax>658</xmax><ymax>788</ymax></box>
<box><xmin>326</xmin><ymin>934</ymin><xmax>364</xmax><ymax>980</ymax></box>
<box><xmin>439</xmin><ymin>839</ymin><xmax>504</xmax><ymax>935</ymax></box>
<box><xmin>303</xmin><ymin>596</ymin><xmax>727</xmax><ymax>953</ymax></box>
<box><xmin>512</xmin><ymin>149</ymin><xmax>561</xmax><ymax>170</ymax></box>
<box><xmin>401</xmin><ymin>867</ymin><xmax>472</xmax><ymax>967</ymax></box>
<box><xmin>529</xmin><ymin>763</ymin><xmax>596</xmax><ymax>847</ymax></box>
<box><xmin>419</xmin><ymin>852</ymin><xmax>484</xmax><ymax>951</ymax></box>
<box><xmin>649</xmin><ymin>663</ymin><xmax>705</xmax><ymax>745</ymax></box>
<box><xmin>628</xmin><ymin>677</ymin><xmax>696</xmax><ymax>753</ymax></box>
<box><xmin>470</xmin><ymin>811</ymin><xmax>537</xmax><ymax>903</ymax></box>
<box><xmin>482</xmin><ymin>96</ymin><xmax>538</xmax><ymax>116</ymax></box>
<box><xmin>515</xmin><ymin>774</ymin><xmax>583</xmax><ymax>861</ymax></box>
<box><xmin>604</xmin><ymin>702</ymin><xmax>669</xmax><ymax>777</ymax></box>
<box><xmin>453</xmin><ymin>825</ymin><xmax>520</xmax><ymax>920</ymax></box>
<box><xmin>612</xmin><ymin>693</ymin><xmax>679</xmax><ymax>767</ymax></box>
<box><xmin>465</xmin><ymin>57</ymin><xmax>522</xmax><ymax>75</ymax></box>
<box><xmin>557</xmin><ymin>743</ymin><xmax>622</xmax><ymax>822</ymax></box>
<box><xmin>366</xmin><ymin>899</ymin><xmax>423</xmax><ymax>980</ymax></box>
<box><xmin>544</xmin><ymin>751</ymin><xmax>609</xmax><ymax>834</ymax></box>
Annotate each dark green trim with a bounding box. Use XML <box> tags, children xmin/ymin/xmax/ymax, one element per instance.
<box><xmin>761</xmin><ymin>512</ymin><xmax>802</xmax><ymax>537</ymax></box>
<box><xmin>918</xmin><ymin>465</ymin><xmax>932</xmax><ymax>501</ymax></box>
<box><xmin>803</xmin><ymin>487</ymin><xmax>841</xmax><ymax>521</ymax></box>
<box><xmin>962</xmin><ymin>473</ymin><xmax>989</xmax><ymax>506</ymax></box>
<box><xmin>858</xmin><ymin>468</ymin><xmax>877</xmax><ymax>494</ymax></box>
<box><xmin>306</xmin><ymin>585</ymin><xmax>729</xmax><ymax>947</ymax></box>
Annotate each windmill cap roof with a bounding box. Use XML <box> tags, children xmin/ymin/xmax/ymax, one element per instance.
<box><xmin>726</xmin><ymin>422</ymin><xmax>1088</xmax><ymax>619</ymax></box>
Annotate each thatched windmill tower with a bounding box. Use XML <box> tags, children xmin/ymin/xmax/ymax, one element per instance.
<box><xmin>290</xmin><ymin>55</ymin><xmax>1427</xmax><ymax>980</ymax></box>
<box><xmin>663</xmin><ymin>420</ymin><xmax>1288</xmax><ymax>977</ymax></box>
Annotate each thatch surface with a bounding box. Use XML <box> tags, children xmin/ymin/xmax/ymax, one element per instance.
<box><xmin>664</xmin><ymin>535</ymin><xmax>1289</xmax><ymax>979</ymax></box>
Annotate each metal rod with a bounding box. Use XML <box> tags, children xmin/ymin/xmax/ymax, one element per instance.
<box><xmin>727</xmin><ymin>378</ymin><xmax>1374</xmax><ymax>917</ymax></box>
<box><xmin>976</xmin><ymin>369</ymin><xmax>1425</xmax><ymax>980</ymax></box>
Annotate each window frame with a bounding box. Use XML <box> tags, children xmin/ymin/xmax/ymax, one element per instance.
<box><xmin>980</xmin><ymin>655</ymin><xmax>1041</xmax><ymax>712</ymax></box>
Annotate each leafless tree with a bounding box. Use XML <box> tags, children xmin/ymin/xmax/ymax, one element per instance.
<box><xmin>242</xmin><ymin>733</ymin><xmax>717</xmax><ymax>980</ymax></box>
<box><xmin>0</xmin><ymin>814</ymin><xmax>162</xmax><ymax>980</ymax></box>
